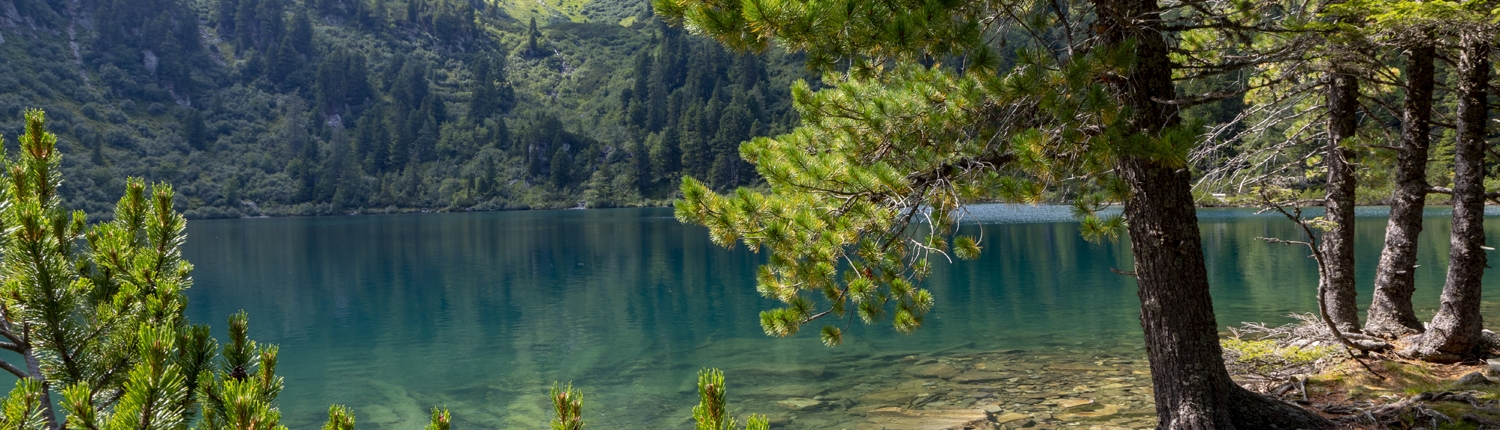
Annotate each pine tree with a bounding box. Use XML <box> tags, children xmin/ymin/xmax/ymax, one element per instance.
<box><xmin>549</xmin><ymin>142</ymin><xmax>571</xmax><ymax>188</ymax></box>
<box><xmin>468</xmin><ymin>54</ymin><xmax>497</xmax><ymax>120</ymax></box>
<box><xmin>1367</xmin><ymin>27</ymin><xmax>1436</xmax><ymax>337</ymax></box>
<box><xmin>218</xmin><ymin>0</ymin><xmax>240</xmax><ymax>36</ymax></box>
<box><xmin>323</xmin><ymin>405</ymin><xmax>356</xmax><ymax>430</ymax></box>
<box><xmin>290</xmin><ymin>10</ymin><xmax>314</xmax><ymax>56</ymax></box>
<box><xmin>424</xmin><ymin>407</ymin><xmax>450</xmax><ymax>430</ymax></box>
<box><xmin>678</xmin><ymin>106</ymin><xmax>708</xmax><ymax>180</ymax></box>
<box><xmin>234</xmin><ymin>0</ymin><xmax>260</xmax><ymax>49</ymax></box>
<box><xmin>691</xmin><ymin>369</ymin><xmax>766</xmax><ymax>430</ymax></box>
<box><xmin>548</xmin><ymin>382</ymin><xmax>583</xmax><ymax>430</ymax></box>
<box><xmin>183</xmin><ymin>108</ymin><xmax>209</xmax><ymax>151</ymax></box>
<box><xmin>0</xmin><ymin>110</ymin><xmax>312</xmax><ymax>430</ymax></box>
<box><xmin>652</xmin><ymin>124</ymin><xmax>682</xmax><ymax>183</ymax></box>
<box><xmin>708</xmin><ymin>104</ymin><xmax>749</xmax><ymax>190</ymax></box>
<box><xmin>1408</xmin><ymin>22</ymin><xmax>1493</xmax><ymax>362</ymax></box>
<box><xmin>656</xmin><ymin>0</ymin><xmax>1334</xmax><ymax>426</ymax></box>
<box><xmin>528</xmin><ymin>17</ymin><xmax>541</xmax><ymax>55</ymax></box>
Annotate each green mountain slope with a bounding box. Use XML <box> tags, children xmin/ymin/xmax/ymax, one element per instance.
<box><xmin>0</xmin><ymin>0</ymin><xmax>807</xmax><ymax>218</ymax></box>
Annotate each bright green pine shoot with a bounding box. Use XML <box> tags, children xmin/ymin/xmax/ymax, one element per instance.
<box><xmin>744</xmin><ymin>414</ymin><xmax>770</xmax><ymax>430</ymax></box>
<box><xmin>323</xmin><ymin>405</ymin><xmax>357</xmax><ymax>430</ymax></box>
<box><xmin>550</xmin><ymin>382</ymin><xmax>584</xmax><ymax>430</ymax></box>
<box><xmin>425</xmin><ymin>407</ymin><xmax>451</xmax><ymax>430</ymax></box>
<box><xmin>693</xmin><ymin>368</ymin><xmax>765</xmax><ymax>430</ymax></box>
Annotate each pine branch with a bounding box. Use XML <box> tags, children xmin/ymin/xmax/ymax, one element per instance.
<box><xmin>0</xmin><ymin>359</ymin><xmax>28</xmax><ymax>378</ymax></box>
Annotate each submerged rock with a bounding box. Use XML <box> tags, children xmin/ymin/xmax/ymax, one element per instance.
<box><xmin>729</xmin><ymin>363</ymin><xmax>827</xmax><ymax>379</ymax></box>
<box><xmin>952</xmin><ymin>371</ymin><xmax>1006</xmax><ymax>384</ymax></box>
<box><xmin>1048</xmin><ymin>363</ymin><xmax>1115</xmax><ymax>372</ymax></box>
<box><xmin>742</xmin><ymin>384</ymin><xmax>827</xmax><ymax>399</ymax></box>
<box><xmin>1056</xmin><ymin>403</ymin><xmax>1123</xmax><ymax>421</ymax></box>
<box><xmin>857</xmin><ymin>389</ymin><xmax>922</xmax><ymax>406</ymax></box>
<box><xmin>993</xmin><ymin>412</ymin><xmax>1029</xmax><ymax>424</ymax></box>
<box><xmin>776</xmin><ymin>397</ymin><xmax>827</xmax><ymax>411</ymax></box>
<box><xmin>1054</xmin><ymin>398</ymin><xmax>1093</xmax><ymax>409</ymax></box>
<box><xmin>863</xmin><ymin>407</ymin><xmax>994</xmax><ymax>429</ymax></box>
<box><xmin>905</xmin><ymin>363</ymin><xmax>961</xmax><ymax>379</ymax></box>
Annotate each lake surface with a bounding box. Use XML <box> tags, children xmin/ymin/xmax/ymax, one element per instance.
<box><xmin>181</xmin><ymin>205</ymin><xmax>1500</xmax><ymax>428</ymax></box>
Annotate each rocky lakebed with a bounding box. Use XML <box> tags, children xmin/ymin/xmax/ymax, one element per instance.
<box><xmin>711</xmin><ymin>345</ymin><xmax>1160</xmax><ymax>430</ymax></box>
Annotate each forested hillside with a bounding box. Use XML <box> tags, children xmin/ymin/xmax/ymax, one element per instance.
<box><xmin>0</xmin><ymin>0</ymin><xmax>809</xmax><ymax>218</ymax></box>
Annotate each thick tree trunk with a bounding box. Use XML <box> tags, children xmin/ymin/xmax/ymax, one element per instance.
<box><xmin>1366</xmin><ymin>39</ymin><xmax>1435</xmax><ymax>337</ymax></box>
<box><xmin>1322</xmin><ymin>64</ymin><xmax>1361</xmax><ymax>333</ymax></box>
<box><xmin>1096</xmin><ymin>0</ymin><xmax>1333</xmax><ymax>427</ymax></box>
<box><xmin>1408</xmin><ymin>31</ymin><xmax>1489</xmax><ymax>363</ymax></box>
<box><xmin>1121</xmin><ymin>161</ymin><xmax>1332</xmax><ymax>429</ymax></box>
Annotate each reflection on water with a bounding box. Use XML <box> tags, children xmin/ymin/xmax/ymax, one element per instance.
<box><xmin>180</xmin><ymin>206</ymin><xmax>1500</xmax><ymax>428</ymax></box>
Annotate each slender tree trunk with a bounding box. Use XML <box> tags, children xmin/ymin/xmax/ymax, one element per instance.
<box><xmin>20</xmin><ymin>340</ymin><xmax>60</xmax><ymax>430</ymax></box>
<box><xmin>1366</xmin><ymin>38</ymin><xmax>1435</xmax><ymax>337</ymax></box>
<box><xmin>1408</xmin><ymin>30</ymin><xmax>1489</xmax><ymax>363</ymax></box>
<box><xmin>1097</xmin><ymin>0</ymin><xmax>1332</xmax><ymax>427</ymax></box>
<box><xmin>1322</xmin><ymin>62</ymin><xmax>1361</xmax><ymax>333</ymax></box>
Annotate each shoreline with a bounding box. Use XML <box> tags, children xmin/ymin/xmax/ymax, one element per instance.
<box><xmin>189</xmin><ymin>201</ymin><xmax>1490</xmax><ymax>221</ymax></box>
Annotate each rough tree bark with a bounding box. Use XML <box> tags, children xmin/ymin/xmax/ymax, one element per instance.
<box><xmin>1366</xmin><ymin>37</ymin><xmax>1435</xmax><ymax>337</ymax></box>
<box><xmin>1322</xmin><ymin>61</ymin><xmax>1361</xmax><ymax>333</ymax></box>
<box><xmin>1097</xmin><ymin>0</ymin><xmax>1334</xmax><ymax>427</ymax></box>
<box><xmin>1408</xmin><ymin>30</ymin><xmax>1489</xmax><ymax>363</ymax></box>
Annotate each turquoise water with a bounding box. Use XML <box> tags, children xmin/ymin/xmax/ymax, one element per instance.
<box><xmin>180</xmin><ymin>205</ymin><xmax>1500</xmax><ymax>428</ymax></box>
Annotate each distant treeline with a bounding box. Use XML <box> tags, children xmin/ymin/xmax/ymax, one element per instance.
<box><xmin>0</xmin><ymin>0</ymin><xmax>812</xmax><ymax>218</ymax></box>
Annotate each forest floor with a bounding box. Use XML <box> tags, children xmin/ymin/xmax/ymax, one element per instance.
<box><xmin>1307</xmin><ymin>355</ymin><xmax>1500</xmax><ymax>429</ymax></box>
<box><xmin>1226</xmin><ymin>318</ymin><xmax>1500</xmax><ymax>429</ymax></box>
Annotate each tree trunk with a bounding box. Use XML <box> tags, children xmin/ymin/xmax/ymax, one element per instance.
<box><xmin>1366</xmin><ymin>38</ymin><xmax>1435</xmax><ymax>337</ymax></box>
<box><xmin>1096</xmin><ymin>0</ymin><xmax>1333</xmax><ymax>427</ymax></box>
<box><xmin>1322</xmin><ymin>62</ymin><xmax>1361</xmax><ymax>333</ymax></box>
<box><xmin>1408</xmin><ymin>31</ymin><xmax>1489</xmax><ymax>363</ymax></box>
<box><xmin>20</xmin><ymin>341</ymin><xmax>60</xmax><ymax>430</ymax></box>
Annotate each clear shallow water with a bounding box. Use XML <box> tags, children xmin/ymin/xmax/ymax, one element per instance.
<box><xmin>180</xmin><ymin>205</ymin><xmax>1500</xmax><ymax>428</ymax></box>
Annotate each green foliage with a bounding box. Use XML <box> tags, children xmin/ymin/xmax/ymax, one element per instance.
<box><xmin>193</xmin><ymin>313</ymin><xmax>288</xmax><ymax>430</ymax></box>
<box><xmin>687</xmin><ymin>368</ymin><xmax>770</xmax><ymax>429</ymax></box>
<box><xmin>0</xmin><ymin>110</ymin><xmax>310</xmax><ymax>430</ymax></box>
<box><xmin>0</xmin><ymin>109</ymin><xmax>782</xmax><ymax>430</ymax></box>
<box><xmin>549</xmin><ymin>382</ymin><xmax>583</xmax><ymax>430</ymax></box>
<box><xmin>666</xmin><ymin>0</ymin><xmax>1269</xmax><ymax>347</ymax></box>
<box><xmin>744</xmin><ymin>414</ymin><xmax>769</xmax><ymax>430</ymax></box>
<box><xmin>0</xmin><ymin>380</ymin><xmax>49</xmax><ymax>429</ymax></box>
<box><xmin>63</xmin><ymin>326</ymin><xmax>192</xmax><ymax>430</ymax></box>
<box><xmin>322</xmin><ymin>405</ymin><xmax>356</xmax><ymax>430</ymax></box>
<box><xmin>1221</xmin><ymin>338</ymin><xmax>1334</xmax><ymax>376</ymax></box>
<box><xmin>692</xmin><ymin>369</ymin><xmax>733</xmax><ymax>430</ymax></box>
<box><xmin>424</xmin><ymin>407</ymin><xmax>450</xmax><ymax>430</ymax></box>
<box><xmin>0</xmin><ymin>0</ymin><xmax>801</xmax><ymax>217</ymax></box>
<box><xmin>653</xmin><ymin>0</ymin><xmax>986</xmax><ymax>73</ymax></box>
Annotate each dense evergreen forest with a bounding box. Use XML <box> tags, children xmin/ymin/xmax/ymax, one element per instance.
<box><xmin>0</xmin><ymin>0</ymin><xmax>810</xmax><ymax>218</ymax></box>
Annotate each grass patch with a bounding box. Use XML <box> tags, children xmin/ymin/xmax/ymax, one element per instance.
<box><xmin>1222</xmin><ymin>338</ymin><xmax>1335</xmax><ymax>385</ymax></box>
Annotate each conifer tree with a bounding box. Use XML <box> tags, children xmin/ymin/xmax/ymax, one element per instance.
<box><xmin>1367</xmin><ymin>22</ymin><xmax>1437</xmax><ymax>337</ymax></box>
<box><xmin>1408</xmin><ymin>21</ymin><xmax>1494</xmax><ymax>362</ymax></box>
<box><xmin>657</xmin><ymin>0</ymin><xmax>1334</xmax><ymax>426</ymax></box>
<box><xmin>1321</xmin><ymin>37</ymin><xmax>1363</xmax><ymax>334</ymax></box>
<box><xmin>0</xmin><ymin>110</ymin><xmax>308</xmax><ymax>430</ymax></box>
<box><xmin>691</xmin><ymin>369</ymin><xmax>766</xmax><ymax>430</ymax></box>
<box><xmin>183</xmin><ymin>109</ymin><xmax>209</xmax><ymax>151</ymax></box>
<box><xmin>468</xmin><ymin>54</ymin><xmax>498</xmax><ymax>120</ymax></box>
<box><xmin>424</xmin><ymin>407</ymin><xmax>450</xmax><ymax>430</ymax></box>
<box><xmin>652</xmin><ymin>125</ymin><xmax>682</xmax><ymax>183</ymax></box>
<box><xmin>218</xmin><ymin>0</ymin><xmax>240</xmax><ymax>35</ymax></box>
<box><xmin>289</xmin><ymin>10</ymin><xmax>314</xmax><ymax>56</ymax></box>
<box><xmin>528</xmin><ymin>17</ymin><xmax>541</xmax><ymax>55</ymax></box>
<box><xmin>549</xmin><ymin>382</ymin><xmax>583</xmax><ymax>430</ymax></box>
<box><xmin>323</xmin><ymin>405</ymin><xmax>356</xmax><ymax>430</ymax></box>
<box><xmin>550</xmin><ymin>144</ymin><xmax>572</xmax><ymax>188</ymax></box>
